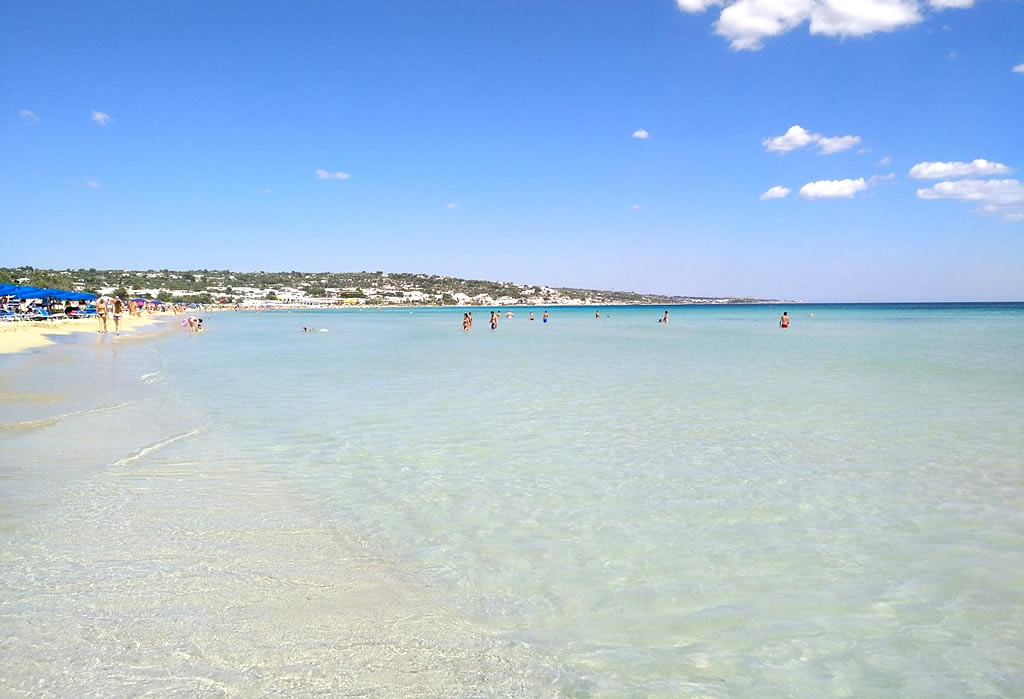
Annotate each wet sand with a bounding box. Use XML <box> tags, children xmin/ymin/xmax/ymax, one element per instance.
<box><xmin>0</xmin><ymin>314</ymin><xmax>170</xmax><ymax>354</ymax></box>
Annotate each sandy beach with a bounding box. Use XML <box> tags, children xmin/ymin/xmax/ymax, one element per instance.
<box><xmin>0</xmin><ymin>314</ymin><xmax>170</xmax><ymax>354</ymax></box>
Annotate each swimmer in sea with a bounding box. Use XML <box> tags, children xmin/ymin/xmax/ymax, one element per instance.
<box><xmin>542</xmin><ymin>310</ymin><xmax>548</xmax><ymax>323</ymax></box>
<box><xmin>529</xmin><ymin>312</ymin><xmax>535</xmax><ymax>321</ymax></box>
<box><xmin>595</xmin><ymin>310</ymin><xmax>600</xmax><ymax>319</ymax></box>
<box><xmin>663</xmin><ymin>310</ymin><xmax>669</xmax><ymax>324</ymax></box>
<box><xmin>490</xmin><ymin>311</ymin><xmax>498</xmax><ymax>330</ymax></box>
<box><xmin>780</xmin><ymin>311</ymin><xmax>789</xmax><ymax>329</ymax></box>
<box><xmin>462</xmin><ymin>313</ymin><xmax>470</xmax><ymax>332</ymax></box>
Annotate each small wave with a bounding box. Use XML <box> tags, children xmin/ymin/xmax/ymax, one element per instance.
<box><xmin>114</xmin><ymin>428</ymin><xmax>202</xmax><ymax>466</ymax></box>
<box><xmin>139</xmin><ymin>370</ymin><xmax>165</xmax><ymax>385</ymax></box>
<box><xmin>0</xmin><ymin>400</ymin><xmax>138</xmax><ymax>433</ymax></box>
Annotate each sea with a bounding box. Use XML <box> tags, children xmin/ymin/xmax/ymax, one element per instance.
<box><xmin>1</xmin><ymin>303</ymin><xmax>1022</xmax><ymax>696</ymax></box>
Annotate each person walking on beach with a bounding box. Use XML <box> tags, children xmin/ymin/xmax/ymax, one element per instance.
<box><xmin>96</xmin><ymin>298</ymin><xmax>107</xmax><ymax>333</ymax></box>
<box><xmin>779</xmin><ymin>311</ymin><xmax>789</xmax><ymax>329</ymax></box>
<box><xmin>112</xmin><ymin>297</ymin><xmax>124</xmax><ymax>336</ymax></box>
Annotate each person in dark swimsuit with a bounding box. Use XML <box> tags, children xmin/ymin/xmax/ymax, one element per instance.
<box><xmin>112</xmin><ymin>297</ymin><xmax>124</xmax><ymax>335</ymax></box>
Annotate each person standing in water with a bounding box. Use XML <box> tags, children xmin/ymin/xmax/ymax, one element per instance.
<box><xmin>663</xmin><ymin>310</ymin><xmax>669</xmax><ymax>324</ymax></box>
<box><xmin>542</xmin><ymin>310</ymin><xmax>549</xmax><ymax>323</ymax></box>
<box><xmin>490</xmin><ymin>311</ymin><xmax>498</xmax><ymax>330</ymax></box>
<box><xmin>111</xmin><ymin>297</ymin><xmax>124</xmax><ymax>336</ymax></box>
<box><xmin>96</xmin><ymin>298</ymin><xmax>107</xmax><ymax>333</ymax></box>
<box><xmin>595</xmin><ymin>309</ymin><xmax>600</xmax><ymax>319</ymax></box>
<box><xmin>529</xmin><ymin>312</ymin><xmax>535</xmax><ymax>321</ymax></box>
<box><xmin>779</xmin><ymin>311</ymin><xmax>789</xmax><ymax>329</ymax></box>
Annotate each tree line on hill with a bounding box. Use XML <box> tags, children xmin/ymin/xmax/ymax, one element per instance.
<box><xmin>0</xmin><ymin>266</ymin><xmax>774</xmax><ymax>305</ymax></box>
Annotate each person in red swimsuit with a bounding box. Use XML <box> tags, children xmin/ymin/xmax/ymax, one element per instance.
<box><xmin>779</xmin><ymin>311</ymin><xmax>789</xmax><ymax>329</ymax></box>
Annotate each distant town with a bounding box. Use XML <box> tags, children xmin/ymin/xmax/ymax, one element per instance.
<box><xmin>0</xmin><ymin>267</ymin><xmax>785</xmax><ymax>307</ymax></box>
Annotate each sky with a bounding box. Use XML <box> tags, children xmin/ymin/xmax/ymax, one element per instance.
<box><xmin>2</xmin><ymin>0</ymin><xmax>1022</xmax><ymax>301</ymax></box>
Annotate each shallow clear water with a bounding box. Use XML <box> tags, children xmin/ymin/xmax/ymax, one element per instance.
<box><xmin>2</xmin><ymin>304</ymin><xmax>1022</xmax><ymax>696</ymax></box>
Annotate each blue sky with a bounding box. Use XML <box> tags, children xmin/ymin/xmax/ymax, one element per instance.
<box><xmin>2</xmin><ymin>0</ymin><xmax>1022</xmax><ymax>301</ymax></box>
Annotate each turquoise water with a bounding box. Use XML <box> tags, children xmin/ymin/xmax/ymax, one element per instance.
<box><xmin>2</xmin><ymin>304</ymin><xmax>1022</xmax><ymax>695</ymax></box>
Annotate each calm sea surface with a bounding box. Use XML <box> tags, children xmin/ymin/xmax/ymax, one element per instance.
<box><xmin>2</xmin><ymin>304</ymin><xmax>1022</xmax><ymax>696</ymax></box>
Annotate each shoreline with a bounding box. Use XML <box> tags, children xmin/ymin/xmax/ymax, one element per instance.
<box><xmin>0</xmin><ymin>314</ymin><xmax>172</xmax><ymax>355</ymax></box>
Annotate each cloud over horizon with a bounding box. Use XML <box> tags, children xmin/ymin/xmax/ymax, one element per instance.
<box><xmin>760</xmin><ymin>185</ymin><xmax>791</xmax><ymax>200</ymax></box>
<box><xmin>799</xmin><ymin>177</ymin><xmax>868</xmax><ymax>200</ymax></box>
<box><xmin>315</xmin><ymin>169</ymin><xmax>351</xmax><ymax>180</ymax></box>
<box><xmin>916</xmin><ymin>178</ymin><xmax>1024</xmax><ymax>222</ymax></box>
<box><xmin>908</xmin><ymin>159</ymin><xmax>1012</xmax><ymax>179</ymax></box>
<box><xmin>763</xmin><ymin>125</ymin><xmax>862</xmax><ymax>155</ymax></box>
<box><xmin>676</xmin><ymin>0</ymin><xmax>973</xmax><ymax>51</ymax></box>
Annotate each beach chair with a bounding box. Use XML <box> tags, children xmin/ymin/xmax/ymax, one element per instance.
<box><xmin>27</xmin><ymin>307</ymin><xmax>62</xmax><ymax>322</ymax></box>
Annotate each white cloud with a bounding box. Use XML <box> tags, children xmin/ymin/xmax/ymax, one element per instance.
<box><xmin>84</xmin><ymin>178</ymin><xmax>102</xmax><ymax>189</ymax></box>
<box><xmin>760</xmin><ymin>185</ymin><xmax>791</xmax><ymax>200</ymax></box>
<box><xmin>445</xmin><ymin>202</ymin><xmax>458</xmax><ymax>209</ymax></box>
<box><xmin>816</xmin><ymin>134</ymin><xmax>862</xmax><ymax>154</ymax></box>
<box><xmin>878</xmin><ymin>155</ymin><xmax>892</xmax><ymax>166</ymax></box>
<box><xmin>1013</xmin><ymin>64</ymin><xmax>1024</xmax><ymax>73</ymax></box>
<box><xmin>315</xmin><ymin>169</ymin><xmax>351</xmax><ymax>180</ymax></box>
<box><xmin>798</xmin><ymin>177</ymin><xmax>867</xmax><ymax>199</ymax></box>
<box><xmin>763</xmin><ymin>125</ymin><xmax>816</xmax><ymax>153</ymax></box>
<box><xmin>908</xmin><ymin>159</ymin><xmax>1012</xmax><ymax>179</ymax></box>
<box><xmin>632</xmin><ymin>128</ymin><xmax>649</xmax><ymax>139</ymax></box>
<box><xmin>868</xmin><ymin>173</ymin><xmax>896</xmax><ymax>185</ymax></box>
<box><xmin>18</xmin><ymin>109</ymin><xmax>39</xmax><ymax>124</ymax></box>
<box><xmin>916</xmin><ymin>178</ymin><xmax>1024</xmax><ymax>221</ymax></box>
<box><xmin>929</xmin><ymin>0</ymin><xmax>973</xmax><ymax>8</ymax></box>
<box><xmin>678</xmin><ymin>0</ymin><xmax>934</xmax><ymax>50</ymax></box>
<box><xmin>676</xmin><ymin>0</ymin><xmax>723</xmax><ymax>10</ymax></box>
<box><xmin>763</xmin><ymin>124</ymin><xmax>861</xmax><ymax>155</ymax></box>
<box><xmin>91</xmin><ymin>110</ymin><xmax>110</xmax><ymax>126</ymax></box>
<box><xmin>716</xmin><ymin>0</ymin><xmax>814</xmax><ymax>51</ymax></box>
<box><xmin>809</xmin><ymin>0</ymin><xmax>921</xmax><ymax>39</ymax></box>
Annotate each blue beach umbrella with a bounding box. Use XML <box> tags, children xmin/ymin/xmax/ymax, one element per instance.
<box><xmin>7</xmin><ymin>286</ymin><xmax>50</xmax><ymax>299</ymax></box>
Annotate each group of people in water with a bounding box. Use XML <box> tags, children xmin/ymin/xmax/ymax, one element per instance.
<box><xmin>462</xmin><ymin>309</ymin><xmax>551</xmax><ymax>331</ymax></box>
<box><xmin>460</xmin><ymin>308</ymin><xmax>793</xmax><ymax>331</ymax></box>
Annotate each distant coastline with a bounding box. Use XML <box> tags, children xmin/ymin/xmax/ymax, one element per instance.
<box><xmin>1</xmin><ymin>266</ymin><xmax>791</xmax><ymax>309</ymax></box>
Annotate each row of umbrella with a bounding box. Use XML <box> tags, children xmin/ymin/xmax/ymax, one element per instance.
<box><xmin>0</xmin><ymin>283</ymin><xmax>97</xmax><ymax>301</ymax></box>
<box><xmin>1</xmin><ymin>284</ymin><xmax>200</xmax><ymax>306</ymax></box>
